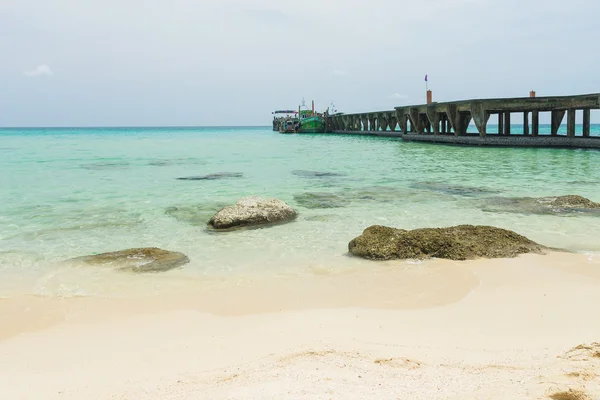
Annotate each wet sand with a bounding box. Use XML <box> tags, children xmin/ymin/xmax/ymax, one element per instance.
<box><xmin>1</xmin><ymin>252</ymin><xmax>600</xmax><ymax>399</ymax></box>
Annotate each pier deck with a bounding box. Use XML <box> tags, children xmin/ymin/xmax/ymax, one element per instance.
<box><xmin>327</xmin><ymin>93</ymin><xmax>600</xmax><ymax>148</ymax></box>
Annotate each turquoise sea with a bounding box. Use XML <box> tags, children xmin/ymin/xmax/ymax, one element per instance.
<box><xmin>2</xmin><ymin>125</ymin><xmax>600</xmax><ymax>298</ymax></box>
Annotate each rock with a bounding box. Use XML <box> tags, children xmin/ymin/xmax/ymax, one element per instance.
<box><xmin>72</xmin><ymin>247</ymin><xmax>189</xmax><ymax>272</ymax></box>
<box><xmin>208</xmin><ymin>196</ymin><xmax>297</xmax><ymax>230</ymax></box>
<box><xmin>411</xmin><ymin>181</ymin><xmax>501</xmax><ymax>197</ymax></box>
<box><xmin>348</xmin><ymin>225</ymin><xmax>547</xmax><ymax>261</ymax></box>
<box><xmin>482</xmin><ymin>195</ymin><xmax>600</xmax><ymax>215</ymax></box>
<box><xmin>293</xmin><ymin>192</ymin><xmax>350</xmax><ymax>209</ymax></box>
<box><xmin>165</xmin><ymin>202</ymin><xmax>229</xmax><ymax>226</ymax></box>
<box><xmin>544</xmin><ymin>195</ymin><xmax>600</xmax><ymax>209</ymax></box>
<box><xmin>177</xmin><ymin>172</ymin><xmax>243</xmax><ymax>181</ymax></box>
<box><xmin>291</xmin><ymin>170</ymin><xmax>346</xmax><ymax>178</ymax></box>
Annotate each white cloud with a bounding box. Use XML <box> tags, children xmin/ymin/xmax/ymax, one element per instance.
<box><xmin>23</xmin><ymin>64</ymin><xmax>53</xmax><ymax>77</ymax></box>
<box><xmin>388</xmin><ymin>93</ymin><xmax>408</xmax><ymax>99</ymax></box>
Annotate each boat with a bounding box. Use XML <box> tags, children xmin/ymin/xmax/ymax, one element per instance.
<box><xmin>279</xmin><ymin>119</ymin><xmax>296</xmax><ymax>134</ymax></box>
<box><xmin>272</xmin><ymin>109</ymin><xmax>298</xmax><ymax>133</ymax></box>
<box><xmin>297</xmin><ymin>99</ymin><xmax>326</xmax><ymax>133</ymax></box>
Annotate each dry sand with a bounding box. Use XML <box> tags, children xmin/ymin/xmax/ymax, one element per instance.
<box><xmin>1</xmin><ymin>252</ymin><xmax>600</xmax><ymax>399</ymax></box>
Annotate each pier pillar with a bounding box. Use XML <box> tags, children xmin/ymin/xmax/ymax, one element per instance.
<box><xmin>440</xmin><ymin>114</ymin><xmax>447</xmax><ymax>134</ymax></box>
<box><xmin>523</xmin><ymin>112</ymin><xmax>529</xmax><ymax>135</ymax></box>
<box><xmin>395</xmin><ymin>109</ymin><xmax>407</xmax><ymax>133</ymax></box>
<box><xmin>532</xmin><ymin>111</ymin><xmax>539</xmax><ymax>136</ymax></box>
<box><xmin>504</xmin><ymin>112</ymin><xmax>511</xmax><ymax>135</ymax></box>
<box><xmin>497</xmin><ymin>113</ymin><xmax>502</xmax><ymax>135</ymax></box>
<box><xmin>446</xmin><ymin>106</ymin><xmax>459</xmax><ymax>136</ymax></box>
<box><xmin>361</xmin><ymin>116</ymin><xmax>368</xmax><ymax>131</ymax></box>
<box><xmin>567</xmin><ymin>109</ymin><xmax>576</xmax><ymax>137</ymax></box>
<box><xmin>551</xmin><ymin>110</ymin><xmax>565</xmax><ymax>135</ymax></box>
<box><xmin>470</xmin><ymin>102</ymin><xmax>489</xmax><ymax>136</ymax></box>
<box><xmin>369</xmin><ymin>116</ymin><xmax>376</xmax><ymax>131</ymax></box>
<box><xmin>389</xmin><ymin>116</ymin><xmax>397</xmax><ymax>131</ymax></box>
<box><xmin>423</xmin><ymin>115</ymin><xmax>431</xmax><ymax>133</ymax></box>
<box><xmin>409</xmin><ymin>108</ymin><xmax>422</xmax><ymax>134</ymax></box>
<box><xmin>583</xmin><ymin>109</ymin><xmax>591</xmax><ymax>137</ymax></box>
<box><xmin>426</xmin><ymin>107</ymin><xmax>440</xmax><ymax>135</ymax></box>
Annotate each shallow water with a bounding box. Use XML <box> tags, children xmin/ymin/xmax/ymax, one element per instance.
<box><xmin>2</xmin><ymin>126</ymin><xmax>600</xmax><ymax>297</ymax></box>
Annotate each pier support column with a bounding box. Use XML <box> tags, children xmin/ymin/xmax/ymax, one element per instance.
<box><xmin>361</xmin><ymin>116</ymin><xmax>368</xmax><ymax>131</ymax></box>
<box><xmin>441</xmin><ymin>114</ymin><xmax>447</xmax><ymax>134</ymax></box>
<box><xmin>369</xmin><ymin>116</ymin><xmax>376</xmax><ymax>131</ymax></box>
<box><xmin>583</xmin><ymin>109</ymin><xmax>591</xmax><ymax>137</ymax></box>
<box><xmin>446</xmin><ymin>106</ymin><xmax>459</xmax><ymax>136</ymax></box>
<box><xmin>551</xmin><ymin>110</ymin><xmax>565</xmax><ymax>135</ymax></box>
<box><xmin>504</xmin><ymin>112</ymin><xmax>511</xmax><ymax>135</ymax></box>
<box><xmin>421</xmin><ymin>115</ymin><xmax>431</xmax><ymax>133</ymax></box>
<box><xmin>532</xmin><ymin>111</ymin><xmax>539</xmax><ymax>136</ymax></box>
<box><xmin>395</xmin><ymin>110</ymin><xmax>407</xmax><ymax>133</ymax></box>
<box><xmin>408</xmin><ymin>108</ymin><xmax>422</xmax><ymax>134</ymax></box>
<box><xmin>426</xmin><ymin>107</ymin><xmax>440</xmax><ymax>135</ymax></box>
<box><xmin>470</xmin><ymin>102</ymin><xmax>489</xmax><ymax>137</ymax></box>
<box><xmin>567</xmin><ymin>109</ymin><xmax>576</xmax><ymax>137</ymax></box>
<box><xmin>389</xmin><ymin>116</ymin><xmax>397</xmax><ymax>131</ymax></box>
<box><xmin>497</xmin><ymin>113</ymin><xmax>503</xmax><ymax>135</ymax></box>
<box><xmin>523</xmin><ymin>112</ymin><xmax>529</xmax><ymax>135</ymax></box>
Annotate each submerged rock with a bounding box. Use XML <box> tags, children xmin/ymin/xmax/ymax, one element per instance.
<box><xmin>291</xmin><ymin>170</ymin><xmax>347</xmax><ymax>178</ymax></box>
<box><xmin>208</xmin><ymin>196</ymin><xmax>297</xmax><ymax>230</ymax></box>
<box><xmin>72</xmin><ymin>247</ymin><xmax>189</xmax><ymax>273</ymax></box>
<box><xmin>81</xmin><ymin>162</ymin><xmax>130</xmax><ymax>170</ymax></box>
<box><xmin>177</xmin><ymin>172</ymin><xmax>243</xmax><ymax>181</ymax></box>
<box><xmin>348</xmin><ymin>225</ymin><xmax>547</xmax><ymax>261</ymax></box>
<box><xmin>294</xmin><ymin>192</ymin><xmax>350</xmax><ymax>209</ymax></box>
<box><xmin>482</xmin><ymin>195</ymin><xmax>600</xmax><ymax>215</ymax></box>
<box><xmin>411</xmin><ymin>181</ymin><xmax>501</xmax><ymax>197</ymax></box>
<box><xmin>165</xmin><ymin>202</ymin><xmax>229</xmax><ymax>226</ymax></box>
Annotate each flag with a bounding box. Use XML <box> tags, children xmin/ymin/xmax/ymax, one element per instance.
<box><xmin>425</xmin><ymin>74</ymin><xmax>428</xmax><ymax>82</ymax></box>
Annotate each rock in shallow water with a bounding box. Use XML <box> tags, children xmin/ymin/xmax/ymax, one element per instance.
<box><xmin>208</xmin><ymin>196</ymin><xmax>297</xmax><ymax>230</ymax></box>
<box><xmin>411</xmin><ymin>181</ymin><xmax>501</xmax><ymax>197</ymax></box>
<box><xmin>482</xmin><ymin>195</ymin><xmax>600</xmax><ymax>215</ymax></box>
<box><xmin>72</xmin><ymin>247</ymin><xmax>189</xmax><ymax>272</ymax></box>
<box><xmin>348</xmin><ymin>225</ymin><xmax>548</xmax><ymax>261</ymax></box>
<box><xmin>294</xmin><ymin>192</ymin><xmax>350</xmax><ymax>209</ymax></box>
<box><xmin>291</xmin><ymin>170</ymin><xmax>347</xmax><ymax>178</ymax></box>
<box><xmin>177</xmin><ymin>172</ymin><xmax>243</xmax><ymax>181</ymax></box>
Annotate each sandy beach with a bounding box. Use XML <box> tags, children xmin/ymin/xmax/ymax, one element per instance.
<box><xmin>1</xmin><ymin>251</ymin><xmax>599</xmax><ymax>399</ymax></box>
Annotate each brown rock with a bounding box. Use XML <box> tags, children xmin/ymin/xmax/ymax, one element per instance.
<box><xmin>72</xmin><ymin>247</ymin><xmax>189</xmax><ymax>272</ymax></box>
<box><xmin>348</xmin><ymin>225</ymin><xmax>548</xmax><ymax>261</ymax></box>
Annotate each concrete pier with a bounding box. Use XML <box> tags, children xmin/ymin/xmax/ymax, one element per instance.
<box><xmin>326</xmin><ymin>93</ymin><xmax>600</xmax><ymax>149</ymax></box>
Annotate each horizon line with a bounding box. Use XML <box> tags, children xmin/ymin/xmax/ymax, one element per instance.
<box><xmin>0</xmin><ymin>125</ymin><xmax>272</xmax><ymax>129</ymax></box>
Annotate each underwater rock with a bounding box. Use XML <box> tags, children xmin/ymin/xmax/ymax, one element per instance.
<box><xmin>177</xmin><ymin>172</ymin><xmax>243</xmax><ymax>181</ymax></box>
<box><xmin>411</xmin><ymin>181</ymin><xmax>501</xmax><ymax>197</ymax></box>
<box><xmin>208</xmin><ymin>196</ymin><xmax>297</xmax><ymax>230</ymax></box>
<box><xmin>291</xmin><ymin>170</ymin><xmax>347</xmax><ymax>178</ymax></box>
<box><xmin>81</xmin><ymin>162</ymin><xmax>130</xmax><ymax>170</ymax></box>
<box><xmin>293</xmin><ymin>192</ymin><xmax>351</xmax><ymax>209</ymax></box>
<box><xmin>71</xmin><ymin>247</ymin><xmax>189</xmax><ymax>273</ymax></box>
<box><xmin>482</xmin><ymin>195</ymin><xmax>600</xmax><ymax>215</ymax></box>
<box><xmin>165</xmin><ymin>203</ymin><xmax>229</xmax><ymax>226</ymax></box>
<box><xmin>348</xmin><ymin>225</ymin><xmax>548</xmax><ymax>261</ymax></box>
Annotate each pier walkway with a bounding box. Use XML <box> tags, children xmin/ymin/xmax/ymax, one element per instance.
<box><xmin>327</xmin><ymin>93</ymin><xmax>600</xmax><ymax>148</ymax></box>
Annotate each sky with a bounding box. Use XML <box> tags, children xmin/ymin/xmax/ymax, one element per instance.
<box><xmin>1</xmin><ymin>0</ymin><xmax>600</xmax><ymax>127</ymax></box>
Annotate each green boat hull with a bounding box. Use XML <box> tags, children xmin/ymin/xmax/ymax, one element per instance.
<box><xmin>299</xmin><ymin>116</ymin><xmax>325</xmax><ymax>133</ymax></box>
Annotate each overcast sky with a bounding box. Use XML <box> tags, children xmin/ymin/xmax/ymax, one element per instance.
<box><xmin>1</xmin><ymin>0</ymin><xmax>600</xmax><ymax>127</ymax></box>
